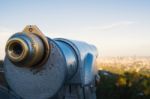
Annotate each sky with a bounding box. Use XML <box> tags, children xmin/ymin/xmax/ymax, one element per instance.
<box><xmin>0</xmin><ymin>0</ymin><xmax>150</xmax><ymax>59</ymax></box>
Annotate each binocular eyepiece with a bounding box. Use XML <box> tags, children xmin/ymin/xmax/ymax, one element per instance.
<box><xmin>5</xmin><ymin>25</ymin><xmax>50</xmax><ymax>68</ymax></box>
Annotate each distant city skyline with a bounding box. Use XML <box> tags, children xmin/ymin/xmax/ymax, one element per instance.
<box><xmin>0</xmin><ymin>0</ymin><xmax>150</xmax><ymax>59</ymax></box>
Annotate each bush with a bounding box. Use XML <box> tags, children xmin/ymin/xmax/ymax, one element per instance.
<box><xmin>96</xmin><ymin>70</ymin><xmax>150</xmax><ymax>99</ymax></box>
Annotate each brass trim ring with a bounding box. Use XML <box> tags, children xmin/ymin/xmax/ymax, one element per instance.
<box><xmin>6</xmin><ymin>38</ymin><xmax>29</xmax><ymax>62</ymax></box>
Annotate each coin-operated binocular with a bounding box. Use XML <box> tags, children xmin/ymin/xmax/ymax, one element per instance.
<box><xmin>3</xmin><ymin>25</ymin><xmax>99</xmax><ymax>99</ymax></box>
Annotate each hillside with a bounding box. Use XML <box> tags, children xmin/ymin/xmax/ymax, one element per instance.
<box><xmin>97</xmin><ymin>56</ymin><xmax>150</xmax><ymax>76</ymax></box>
<box><xmin>96</xmin><ymin>56</ymin><xmax>150</xmax><ymax>99</ymax></box>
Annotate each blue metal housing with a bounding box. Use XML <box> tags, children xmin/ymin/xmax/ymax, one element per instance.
<box><xmin>4</xmin><ymin>37</ymin><xmax>98</xmax><ymax>99</ymax></box>
<box><xmin>55</xmin><ymin>38</ymin><xmax>98</xmax><ymax>86</ymax></box>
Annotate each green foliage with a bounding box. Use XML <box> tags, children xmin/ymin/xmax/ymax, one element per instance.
<box><xmin>96</xmin><ymin>70</ymin><xmax>150</xmax><ymax>99</ymax></box>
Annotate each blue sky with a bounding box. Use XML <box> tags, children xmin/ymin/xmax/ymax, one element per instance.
<box><xmin>0</xmin><ymin>0</ymin><xmax>150</xmax><ymax>59</ymax></box>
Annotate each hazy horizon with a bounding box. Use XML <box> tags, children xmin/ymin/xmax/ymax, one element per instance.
<box><xmin>0</xmin><ymin>0</ymin><xmax>150</xmax><ymax>59</ymax></box>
